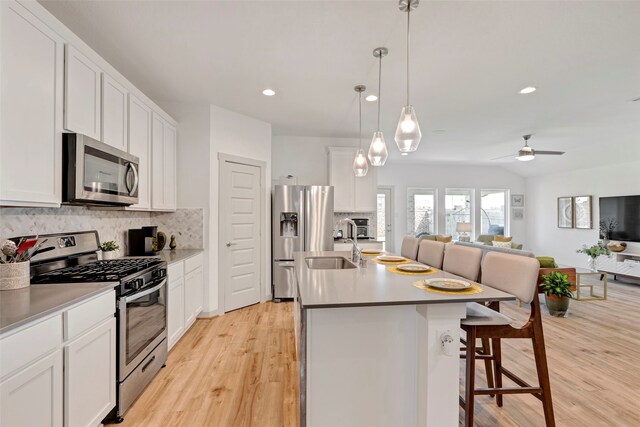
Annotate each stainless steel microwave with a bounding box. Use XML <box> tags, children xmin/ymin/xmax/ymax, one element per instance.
<box><xmin>63</xmin><ymin>133</ymin><xmax>140</xmax><ymax>206</ymax></box>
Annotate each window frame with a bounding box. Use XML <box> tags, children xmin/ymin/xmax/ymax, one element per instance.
<box><xmin>444</xmin><ymin>188</ymin><xmax>474</xmax><ymax>240</ymax></box>
<box><xmin>407</xmin><ymin>187</ymin><xmax>438</xmax><ymax>236</ymax></box>
<box><xmin>479</xmin><ymin>189</ymin><xmax>510</xmax><ymax>236</ymax></box>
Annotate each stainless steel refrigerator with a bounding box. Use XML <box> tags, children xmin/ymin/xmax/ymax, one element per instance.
<box><xmin>272</xmin><ymin>185</ymin><xmax>334</xmax><ymax>300</ymax></box>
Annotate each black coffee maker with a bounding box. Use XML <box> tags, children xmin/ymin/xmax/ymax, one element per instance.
<box><xmin>128</xmin><ymin>226</ymin><xmax>157</xmax><ymax>256</ymax></box>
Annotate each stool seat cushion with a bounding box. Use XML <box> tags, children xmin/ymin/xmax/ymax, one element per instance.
<box><xmin>462</xmin><ymin>302</ymin><xmax>512</xmax><ymax>326</ymax></box>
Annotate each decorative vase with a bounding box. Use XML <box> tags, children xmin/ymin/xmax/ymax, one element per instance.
<box><xmin>545</xmin><ymin>294</ymin><xmax>569</xmax><ymax>317</ymax></box>
<box><xmin>587</xmin><ymin>256</ymin><xmax>598</xmax><ymax>272</ymax></box>
<box><xmin>169</xmin><ymin>235</ymin><xmax>177</xmax><ymax>250</ymax></box>
<box><xmin>0</xmin><ymin>261</ymin><xmax>30</xmax><ymax>291</ymax></box>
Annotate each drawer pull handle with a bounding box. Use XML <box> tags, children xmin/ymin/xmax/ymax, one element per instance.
<box><xmin>142</xmin><ymin>355</ymin><xmax>156</xmax><ymax>373</ymax></box>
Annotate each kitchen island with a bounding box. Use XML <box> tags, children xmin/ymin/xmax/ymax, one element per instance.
<box><xmin>294</xmin><ymin>251</ymin><xmax>514</xmax><ymax>427</ymax></box>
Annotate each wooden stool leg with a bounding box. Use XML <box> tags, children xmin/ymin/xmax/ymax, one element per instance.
<box><xmin>481</xmin><ymin>338</ymin><xmax>495</xmax><ymax>397</ymax></box>
<box><xmin>491</xmin><ymin>337</ymin><xmax>503</xmax><ymax>407</ymax></box>
<box><xmin>532</xmin><ymin>326</ymin><xmax>556</xmax><ymax>427</ymax></box>
<box><xmin>465</xmin><ymin>327</ymin><xmax>477</xmax><ymax>427</ymax></box>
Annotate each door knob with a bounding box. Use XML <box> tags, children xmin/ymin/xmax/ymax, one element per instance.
<box><xmin>226</xmin><ymin>242</ymin><xmax>233</xmax><ymax>247</ymax></box>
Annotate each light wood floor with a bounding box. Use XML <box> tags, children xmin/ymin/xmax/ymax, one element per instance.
<box><xmin>110</xmin><ymin>277</ymin><xmax>640</xmax><ymax>427</ymax></box>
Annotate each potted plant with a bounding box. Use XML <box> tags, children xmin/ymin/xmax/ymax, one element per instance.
<box><xmin>100</xmin><ymin>241</ymin><xmax>120</xmax><ymax>260</ymax></box>
<box><xmin>576</xmin><ymin>242</ymin><xmax>611</xmax><ymax>272</ymax></box>
<box><xmin>540</xmin><ymin>271</ymin><xmax>574</xmax><ymax>317</ymax></box>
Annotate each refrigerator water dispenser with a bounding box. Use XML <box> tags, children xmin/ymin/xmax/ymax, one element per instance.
<box><xmin>280</xmin><ymin>212</ymin><xmax>298</xmax><ymax>237</ymax></box>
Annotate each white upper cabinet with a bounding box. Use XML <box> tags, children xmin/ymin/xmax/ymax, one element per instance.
<box><xmin>328</xmin><ymin>147</ymin><xmax>377</xmax><ymax>212</ymax></box>
<box><xmin>0</xmin><ymin>1</ymin><xmax>64</xmax><ymax>207</ymax></box>
<box><xmin>64</xmin><ymin>45</ymin><xmax>102</xmax><ymax>140</ymax></box>
<box><xmin>151</xmin><ymin>113</ymin><xmax>177</xmax><ymax>211</ymax></box>
<box><xmin>127</xmin><ymin>94</ymin><xmax>152</xmax><ymax>210</ymax></box>
<box><xmin>101</xmin><ymin>73</ymin><xmax>128</xmax><ymax>151</ymax></box>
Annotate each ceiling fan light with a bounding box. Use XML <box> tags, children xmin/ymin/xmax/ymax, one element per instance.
<box><xmin>368</xmin><ymin>131</ymin><xmax>388</xmax><ymax>166</ymax></box>
<box><xmin>394</xmin><ymin>105</ymin><xmax>422</xmax><ymax>152</ymax></box>
<box><xmin>353</xmin><ymin>148</ymin><xmax>369</xmax><ymax>176</ymax></box>
<box><xmin>516</xmin><ymin>146</ymin><xmax>535</xmax><ymax>161</ymax></box>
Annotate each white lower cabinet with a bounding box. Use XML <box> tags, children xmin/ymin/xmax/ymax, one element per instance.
<box><xmin>0</xmin><ymin>290</ymin><xmax>115</xmax><ymax>427</ymax></box>
<box><xmin>168</xmin><ymin>276</ymin><xmax>185</xmax><ymax>349</ymax></box>
<box><xmin>0</xmin><ymin>349</ymin><xmax>63</xmax><ymax>427</ymax></box>
<box><xmin>64</xmin><ymin>317</ymin><xmax>116</xmax><ymax>427</ymax></box>
<box><xmin>167</xmin><ymin>253</ymin><xmax>204</xmax><ymax>350</ymax></box>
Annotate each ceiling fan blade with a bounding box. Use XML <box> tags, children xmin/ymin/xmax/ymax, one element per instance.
<box><xmin>490</xmin><ymin>153</ymin><xmax>516</xmax><ymax>160</ymax></box>
<box><xmin>535</xmin><ymin>150</ymin><xmax>565</xmax><ymax>155</ymax></box>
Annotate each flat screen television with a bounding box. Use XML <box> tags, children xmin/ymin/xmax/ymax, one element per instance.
<box><xmin>599</xmin><ymin>195</ymin><xmax>640</xmax><ymax>242</ymax></box>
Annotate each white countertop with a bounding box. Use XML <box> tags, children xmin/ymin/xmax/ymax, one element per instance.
<box><xmin>295</xmin><ymin>250</ymin><xmax>514</xmax><ymax>309</ymax></box>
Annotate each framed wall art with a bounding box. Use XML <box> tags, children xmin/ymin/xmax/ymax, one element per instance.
<box><xmin>574</xmin><ymin>195</ymin><xmax>593</xmax><ymax>229</ymax></box>
<box><xmin>512</xmin><ymin>207</ymin><xmax>525</xmax><ymax>221</ymax></box>
<box><xmin>511</xmin><ymin>194</ymin><xmax>525</xmax><ymax>207</ymax></box>
<box><xmin>558</xmin><ymin>197</ymin><xmax>574</xmax><ymax>228</ymax></box>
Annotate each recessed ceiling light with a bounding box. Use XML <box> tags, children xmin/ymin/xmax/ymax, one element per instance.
<box><xmin>401</xmin><ymin>153</ymin><xmax>409</xmax><ymax>156</ymax></box>
<box><xmin>262</xmin><ymin>89</ymin><xmax>276</xmax><ymax>96</ymax></box>
<box><xmin>365</xmin><ymin>94</ymin><xmax>378</xmax><ymax>102</ymax></box>
<box><xmin>519</xmin><ymin>86</ymin><xmax>537</xmax><ymax>94</ymax></box>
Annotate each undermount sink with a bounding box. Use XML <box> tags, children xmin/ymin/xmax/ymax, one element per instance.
<box><xmin>305</xmin><ymin>256</ymin><xmax>357</xmax><ymax>270</ymax></box>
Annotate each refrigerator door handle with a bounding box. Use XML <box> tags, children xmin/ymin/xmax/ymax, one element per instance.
<box><xmin>300</xmin><ymin>187</ymin><xmax>307</xmax><ymax>251</ymax></box>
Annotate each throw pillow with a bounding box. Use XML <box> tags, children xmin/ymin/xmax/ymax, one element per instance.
<box><xmin>494</xmin><ymin>236</ymin><xmax>512</xmax><ymax>242</ymax></box>
<box><xmin>436</xmin><ymin>235</ymin><xmax>452</xmax><ymax>243</ymax></box>
<box><xmin>492</xmin><ymin>240</ymin><xmax>512</xmax><ymax>248</ymax></box>
<box><xmin>536</xmin><ymin>257</ymin><xmax>558</xmax><ymax>268</ymax></box>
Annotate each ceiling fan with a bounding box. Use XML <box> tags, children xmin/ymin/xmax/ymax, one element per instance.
<box><xmin>492</xmin><ymin>134</ymin><xmax>565</xmax><ymax>162</ymax></box>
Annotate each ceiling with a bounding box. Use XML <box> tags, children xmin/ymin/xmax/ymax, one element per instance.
<box><xmin>40</xmin><ymin>0</ymin><xmax>640</xmax><ymax>177</ymax></box>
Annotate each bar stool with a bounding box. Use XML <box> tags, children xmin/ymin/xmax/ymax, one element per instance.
<box><xmin>416</xmin><ymin>239</ymin><xmax>445</xmax><ymax>269</ymax></box>
<box><xmin>442</xmin><ymin>244</ymin><xmax>482</xmax><ymax>281</ymax></box>
<box><xmin>460</xmin><ymin>252</ymin><xmax>555</xmax><ymax>427</ymax></box>
<box><xmin>400</xmin><ymin>236</ymin><xmax>420</xmax><ymax>260</ymax></box>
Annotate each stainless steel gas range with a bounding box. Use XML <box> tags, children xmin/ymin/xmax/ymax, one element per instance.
<box><xmin>27</xmin><ymin>230</ymin><xmax>167</xmax><ymax>423</ymax></box>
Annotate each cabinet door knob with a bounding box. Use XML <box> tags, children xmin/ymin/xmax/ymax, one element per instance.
<box><xmin>226</xmin><ymin>242</ymin><xmax>233</xmax><ymax>247</ymax></box>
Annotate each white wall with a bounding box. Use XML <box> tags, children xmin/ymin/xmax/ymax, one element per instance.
<box><xmin>526</xmin><ymin>160</ymin><xmax>640</xmax><ymax>269</ymax></box>
<box><xmin>210</xmin><ymin>105</ymin><xmax>272</xmax><ymax>312</ymax></box>
<box><xmin>378</xmin><ymin>163</ymin><xmax>527</xmax><ymax>253</ymax></box>
<box><xmin>272</xmin><ymin>136</ymin><xmax>361</xmax><ymax>185</ymax></box>
<box><xmin>167</xmin><ymin>102</ymin><xmax>271</xmax><ymax>316</ymax></box>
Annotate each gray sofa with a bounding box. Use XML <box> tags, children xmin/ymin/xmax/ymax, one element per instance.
<box><xmin>454</xmin><ymin>241</ymin><xmax>535</xmax><ymax>260</ymax></box>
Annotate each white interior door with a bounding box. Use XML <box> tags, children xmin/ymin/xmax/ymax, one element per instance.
<box><xmin>377</xmin><ymin>187</ymin><xmax>393</xmax><ymax>252</ymax></box>
<box><xmin>220</xmin><ymin>160</ymin><xmax>262</xmax><ymax>312</ymax></box>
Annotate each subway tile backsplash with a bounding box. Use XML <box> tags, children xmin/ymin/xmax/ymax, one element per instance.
<box><xmin>0</xmin><ymin>207</ymin><xmax>204</xmax><ymax>253</ymax></box>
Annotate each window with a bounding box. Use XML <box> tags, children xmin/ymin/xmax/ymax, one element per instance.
<box><xmin>376</xmin><ymin>193</ymin><xmax>386</xmax><ymax>242</ymax></box>
<box><xmin>480</xmin><ymin>189</ymin><xmax>508</xmax><ymax>235</ymax></box>
<box><xmin>445</xmin><ymin>189</ymin><xmax>473</xmax><ymax>240</ymax></box>
<box><xmin>407</xmin><ymin>188</ymin><xmax>436</xmax><ymax>236</ymax></box>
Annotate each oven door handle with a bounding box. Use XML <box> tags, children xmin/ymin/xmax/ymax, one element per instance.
<box><xmin>124</xmin><ymin>279</ymin><xmax>167</xmax><ymax>303</ymax></box>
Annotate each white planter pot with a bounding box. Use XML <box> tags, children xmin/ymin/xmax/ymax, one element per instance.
<box><xmin>0</xmin><ymin>261</ymin><xmax>30</xmax><ymax>291</ymax></box>
<box><xmin>101</xmin><ymin>250</ymin><xmax>120</xmax><ymax>260</ymax></box>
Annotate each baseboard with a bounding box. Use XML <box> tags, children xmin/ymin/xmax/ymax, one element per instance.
<box><xmin>198</xmin><ymin>309</ymin><xmax>221</xmax><ymax>318</ymax></box>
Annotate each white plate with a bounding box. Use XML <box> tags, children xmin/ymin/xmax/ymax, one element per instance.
<box><xmin>397</xmin><ymin>264</ymin><xmax>431</xmax><ymax>272</ymax></box>
<box><xmin>376</xmin><ymin>255</ymin><xmax>406</xmax><ymax>262</ymax></box>
<box><xmin>423</xmin><ymin>278</ymin><xmax>471</xmax><ymax>291</ymax></box>
<box><xmin>361</xmin><ymin>249</ymin><xmax>383</xmax><ymax>255</ymax></box>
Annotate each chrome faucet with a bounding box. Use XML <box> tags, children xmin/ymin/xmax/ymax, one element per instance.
<box><xmin>340</xmin><ymin>218</ymin><xmax>361</xmax><ymax>264</ymax></box>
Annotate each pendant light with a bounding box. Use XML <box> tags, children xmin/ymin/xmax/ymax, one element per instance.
<box><xmin>368</xmin><ymin>47</ymin><xmax>389</xmax><ymax>166</ymax></box>
<box><xmin>352</xmin><ymin>85</ymin><xmax>369</xmax><ymax>177</ymax></box>
<box><xmin>395</xmin><ymin>0</ymin><xmax>422</xmax><ymax>153</ymax></box>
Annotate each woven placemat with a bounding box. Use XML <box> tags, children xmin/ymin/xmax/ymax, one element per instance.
<box><xmin>371</xmin><ymin>258</ymin><xmax>412</xmax><ymax>265</ymax></box>
<box><xmin>387</xmin><ymin>266</ymin><xmax>439</xmax><ymax>276</ymax></box>
<box><xmin>412</xmin><ymin>280</ymin><xmax>484</xmax><ymax>295</ymax></box>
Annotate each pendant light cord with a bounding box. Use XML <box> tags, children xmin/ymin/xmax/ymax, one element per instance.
<box><xmin>377</xmin><ymin>53</ymin><xmax>382</xmax><ymax>131</ymax></box>
<box><xmin>359</xmin><ymin>91</ymin><xmax>363</xmax><ymax>148</ymax></box>
<box><xmin>406</xmin><ymin>6</ymin><xmax>411</xmax><ymax>105</ymax></box>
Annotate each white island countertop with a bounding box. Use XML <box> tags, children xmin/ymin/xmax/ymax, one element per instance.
<box><xmin>295</xmin><ymin>250</ymin><xmax>514</xmax><ymax>309</ymax></box>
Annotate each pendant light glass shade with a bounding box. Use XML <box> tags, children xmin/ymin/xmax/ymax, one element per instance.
<box><xmin>395</xmin><ymin>0</ymin><xmax>422</xmax><ymax>153</ymax></box>
<box><xmin>394</xmin><ymin>105</ymin><xmax>422</xmax><ymax>152</ymax></box>
<box><xmin>368</xmin><ymin>131</ymin><xmax>388</xmax><ymax>166</ymax></box>
<box><xmin>352</xmin><ymin>85</ymin><xmax>368</xmax><ymax>177</ymax></box>
<box><xmin>368</xmin><ymin>47</ymin><xmax>389</xmax><ymax>166</ymax></box>
<box><xmin>353</xmin><ymin>148</ymin><xmax>369</xmax><ymax>176</ymax></box>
